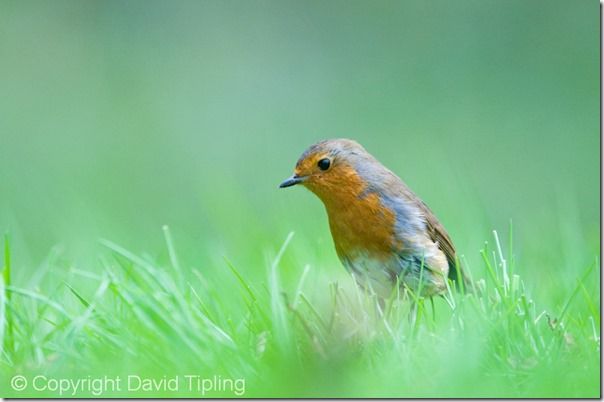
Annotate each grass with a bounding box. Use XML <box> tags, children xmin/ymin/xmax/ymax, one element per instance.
<box><xmin>0</xmin><ymin>226</ymin><xmax>599</xmax><ymax>398</ymax></box>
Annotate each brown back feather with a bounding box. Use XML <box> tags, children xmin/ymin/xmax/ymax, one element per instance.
<box><xmin>416</xmin><ymin>200</ymin><xmax>472</xmax><ymax>292</ymax></box>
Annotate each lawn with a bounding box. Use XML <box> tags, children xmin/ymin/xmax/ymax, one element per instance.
<box><xmin>0</xmin><ymin>225</ymin><xmax>599</xmax><ymax>397</ymax></box>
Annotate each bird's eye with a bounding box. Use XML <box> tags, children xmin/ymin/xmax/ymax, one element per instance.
<box><xmin>317</xmin><ymin>158</ymin><xmax>331</xmax><ymax>171</ymax></box>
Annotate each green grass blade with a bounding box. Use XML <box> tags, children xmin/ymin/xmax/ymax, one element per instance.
<box><xmin>3</xmin><ymin>234</ymin><xmax>13</xmax><ymax>355</ymax></box>
<box><xmin>224</xmin><ymin>256</ymin><xmax>258</xmax><ymax>303</ymax></box>
<box><xmin>64</xmin><ymin>282</ymin><xmax>91</xmax><ymax>308</ymax></box>
<box><xmin>558</xmin><ymin>258</ymin><xmax>598</xmax><ymax>322</ymax></box>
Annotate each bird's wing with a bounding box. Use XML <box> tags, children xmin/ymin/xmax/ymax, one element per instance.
<box><xmin>382</xmin><ymin>170</ymin><xmax>472</xmax><ymax>291</ymax></box>
<box><xmin>416</xmin><ymin>200</ymin><xmax>458</xmax><ymax>277</ymax></box>
<box><xmin>416</xmin><ymin>200</ymin><xmax>475</xmax><ymax>293</ymax></box>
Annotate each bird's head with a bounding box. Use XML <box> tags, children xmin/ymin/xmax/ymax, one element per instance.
<box><xmin>279</xmin><ymin>138</ymin><xmax>374</xmax><ymax>204</ymax></box>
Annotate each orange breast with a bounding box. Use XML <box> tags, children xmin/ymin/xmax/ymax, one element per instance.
<box><xmin>327</xmin><ymin>192</ymin><xmax>398</xmax><ymax>261</ymax></box>
<box><xmin>308</xmin><ymin>166</ymin><xmax>399</xmax><ymax>261</ymax></box>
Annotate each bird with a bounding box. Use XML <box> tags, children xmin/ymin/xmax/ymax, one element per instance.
<box><xmin>279</xmin><ymin>138</ymin><xmax>470</xmax><ymax>298</ymax></box>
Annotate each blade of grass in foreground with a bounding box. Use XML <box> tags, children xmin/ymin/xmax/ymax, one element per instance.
<box><xmin>64</xmin><ymin>282</ymin><xmax>91</xmax><ymax>308</ymax></box>
<box><xmin>162</xmin><ymin>225</ymin><xmax>184</xmax><ymax>289</ymax></box>
<box><xmin>224</xmin><ymin>256</ymin><xmax>258</xmax><ymax>304</ymax></box>
<box><xmin>558</xmin><ymin>257</ymin><xmax>598</xmax><ymax>322</ymax></box>
<box><xmin>0</xmin><ymin>276</ymin><xmax>5</xmax><ymax>362</ymax></box>
<box><xmin>2</xmin><ymin>233</ymin><xmax>13</xmax><ymax>355</ymax></box>
<box><xmin>269</xmin><ymin>231</ymin><xmax>295</xmax><ymax>352</ymax></box>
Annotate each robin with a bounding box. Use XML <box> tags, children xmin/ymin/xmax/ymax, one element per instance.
<box><xmin>279</xmin><ymin>138</ymin><xmax>470</xmax><ymax>298</ymax></box>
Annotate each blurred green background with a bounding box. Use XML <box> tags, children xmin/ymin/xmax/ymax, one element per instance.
<box><xmin>0</xmin><ymin>0</ymin><xmax>599</xmax><ymax>304</ymax></box>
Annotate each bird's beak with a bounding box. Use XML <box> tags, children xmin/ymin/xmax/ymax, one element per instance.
<box><xmin>279</xmin><ymin>175</ymin><xmax>305</xmax><ymax>188</ymax></box>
